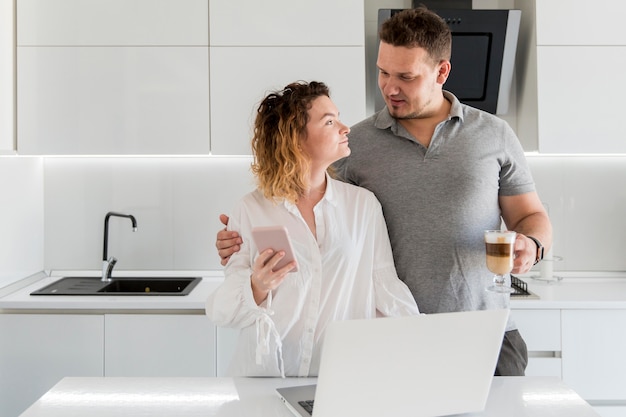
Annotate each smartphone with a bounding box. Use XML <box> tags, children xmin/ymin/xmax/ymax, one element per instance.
<box><xmin>251</xmin><ymin>226</ymin><xmax>298</xmax><ymax>272</ymax></box>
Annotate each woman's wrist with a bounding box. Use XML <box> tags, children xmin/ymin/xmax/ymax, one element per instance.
<box><xmin>250</xmin><ymin>276</ymin><xmax>270</xmax><ymax>305</ymax></box>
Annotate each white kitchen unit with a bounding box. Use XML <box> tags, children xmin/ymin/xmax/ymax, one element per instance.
<box><xmin>18</xmin><ymin>47</ymin><xmax>210</xmax><ymax>155</ymax></box>
<box><xmin>104</xmin><ymin>314</ymin><xmax>215</xmax><ymax>377</ymax></box>
<box><xmin>535</xmin><ymin>0</ymin><xmax>626</xmax><ymax>46</ymax></box>
<box><xmin>561</xmin><ymin>310</ymin><xmax>626</xmax><ymax>402</ymax></box>
<box><xmin>3</xmin><ymin>271</ymin><xmax>626</xmax><ymax>417</ymax></box>
<box><xmin>533</xmin><ymin>0</ymin><xmax>626</xmax><ymax>153</ymax></box>
<box><xmin>209</xmin><ymin>46</ymin><xmax>366</xmax><ymax>155</ymax></box>
<box><xmin>17</xmin><ymin>0</ymin><xmax>208</xmax><ymax>46</ymax></box>
<box><xmin>208</xmin><ymin>0</ymin><xmax>365</xmax><ymax>156</ymax></box>
<box><xmin>209</xmin><ymin>0</ymin><xmax>363</xmax><ymax>47</ymax></box>
<box><xmin>511</xmin><ymin>274</ymin><xmax>626</xmax><ymax>417</ymax></box>
<box><xmin>511</xmin><ymin>309</ymin><xmax>561</xmax><ymax>377</ymax></box>
<box><xmin>0</xmin><ymin>0</ymin><xmax>14</xmax><ymax>153</ymax></box>
<box><xmin>16</xmin><ymin>0</ymin><xmax>210</xmax><ymax>155</ymax></box>
<box><xmin>0</xmin><ymin>314</ymin><xmax>104</xmax><ymax>417</ymax></box>
<box><xmin>15</xmin><ymin>0</ymin><xmax>365</xmax><ymax>156</ymax></box>
<box><xmin>0</xmin><ymin>271</ymin><xmax>223</xmax><ymax>417</ymax></box>
<box><xmin>535</xmin><ymin>47</ymin><xmax>626</xmax><ymax>154</ymax></box>
<box><xmin>216</xmin><ymin>326</ymin><xmax>239</xmax><ymax>377</ymax></box>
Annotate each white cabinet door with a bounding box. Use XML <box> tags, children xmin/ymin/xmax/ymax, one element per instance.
<box><xmin>536</xmin><ymin>0</ymin><xmax>626</xmax><ymax>46</ymax></box>
<box><xmin>512</xmin><ymin>309</ymin><xmax>561</xmax><ymax>377</ymax></box>
<box><xmin>536</xmin><ymin>46</ymin><xmax>626</xmax><ymax>153</ymax></box>
<box><xmin>216</xmin><ymin>327</ymin><xmax>239</xmax><ymax>377</ymax></box>
<box><xmin>593</xmin><ymin>406</ymin><xmax>626</xmax><ymax>417</ymax></box>
<box><xmin>17</xmin><ymin>46</ymin><xmax>210</xmax><ymax>155</ymax></box>
<box><xmin>0</xmin><ymin>0</ymin><xmax>14</xmax><ymax>153</ymax></box>
<box><xmin>209</xmin><ymin>0</ymin><xmax>363</xmax><ymax>46</ymax></box>
<box><xmin>0</xmin><ymin>314</ymin><xmax>104</xmax><ymax>417</ymax></box>
<box><xmin>17</xmin><ymin>0</ymin><xmax>208</xmax><ymax>46</ymax></box>
<box><xmin>104</xmin><ymin>314</ymin><xmax>216</xmax><ymax>377</ymax></box>
<box><xmin>562</xmin><ymin>309</ymin><xmax>626</xmax><ymax>401</ymax></box>
<box><xmin>513</xmin><ymin>309</ymin><xmax>561</xmax><ymax>351</ymax></box>
<box><xmin>209</xmin><ymin>46</ymin><xmax>366</xmax><ymax>155</ymax></box>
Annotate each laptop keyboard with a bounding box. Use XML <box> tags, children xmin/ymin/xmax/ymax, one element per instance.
<box><xmin>298</xmin><ymin>400</ymin><xmax>314</xmax><ymax>415</ymax></box>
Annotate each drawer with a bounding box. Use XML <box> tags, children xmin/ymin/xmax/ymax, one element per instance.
<box><xmin>512</xmin><ymin>309</ymin><xmax>561</xmax><ymax>351</ymax></box>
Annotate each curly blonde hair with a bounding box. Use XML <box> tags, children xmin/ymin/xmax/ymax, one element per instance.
<box><xmin>251</xmin><ymin>81</ymin><xmax>330</xmax><ymax>204</ymax></box>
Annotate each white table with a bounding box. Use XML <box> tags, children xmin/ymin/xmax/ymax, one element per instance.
<box><xmin>19</xmin><ymin>376</ymin><xmax>600</xmax><ymax>417</ymax></box>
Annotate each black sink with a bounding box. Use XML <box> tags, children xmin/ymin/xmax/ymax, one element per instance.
<box><xmin>30</xmin><ymin>276</ymin><xmax>201</xmax><ymax>296</ymax></box>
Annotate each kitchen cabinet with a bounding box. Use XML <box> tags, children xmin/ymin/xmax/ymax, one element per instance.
<box><xmin>532</xmin><ymin>0</ymin><xmax>626</xmax><ymax>153</ymax></box>
<box><xmin>209</xmin><ymin>0</ymin><xmax>363</xmax><ymax>46</ymax></box>
<box><xmin>208</xmin><ymin>0</ymin><xmax>365</xmax><ymax>156</ymax></box>
<box><xmin>216</xmin><ymin>326</ymin><xmax>239</xmax><ymax>377</ymax></box>
<box><xmin>535</xmin><ymin>0</ymin><xmax>626</xmax><ymax>46</ymax></box>
<box><xmin>535</xmin><ymin>47</ymin><xmax>626</xmax><ymax>154</ymax></box>
<box><xmin>0</xmin><ymin>0</ymin><xmax>14</xmax><ymax>153</ymax></box>
<box><xmin>104</xmin><ymin>314</ymin><xmax>215</xmax><ymax>377</ymax></box>
<box><xmin>0</xmin><ymin>314</ymin><xmax>104</xmax><ymax>417</ymax></box>
<box><xmin>15</xmin><ymin>0</ymin><xmax>365</xmax><ymax>156</ymax></box>
<box><xmin>209</xmin><ymin>46</ymin><xmax>366</xmax><ymax>155</ymax></box>
<box><xmin>17</xmin><ymin>0</ymin><xmax>208</xmax><ymax>46</ymax></box>
<box><xmin>0</xmin><ymin>311</ymin><xmax>217</xmax><ymax>417</ymax></box>
<box><xmin>561</xmin><ymin>309</ymin><xmax>626</xmax><ymax>401</ymax></box>
<box><xmin>17</xmin><ymin>46</ymin><xmax>210</xmax><ymax>155</ymax></box>
<box><xmin>16</xmin><ymin>0</ymin><xmax>209</xmax><ymax>156</ymax></box>
<box><xmin>511</xmin><ymin>309</ymin><xmax>562</xmax><ymax>377</ymax></box>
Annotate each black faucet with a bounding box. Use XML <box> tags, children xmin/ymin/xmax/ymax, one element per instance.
<box><xmin>102</xmin><ymin>211</ymin><xmax>138</xmax><ymax>281</ymax></box>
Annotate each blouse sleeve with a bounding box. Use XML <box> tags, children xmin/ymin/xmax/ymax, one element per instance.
<box><xmin>205</xmin><ymin>205</ymin><xmax>264</xmax><ymax>328</ymax></box>
<box><xmin>204</xmin><ymin>199</ymin><xmax>286</xmax><ymax>377</ymax></box>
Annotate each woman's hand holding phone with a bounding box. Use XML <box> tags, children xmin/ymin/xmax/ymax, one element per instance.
<box><xmin>249</xmin><ymin>226</ymin><xmax>298</xmax><ymax>304</ymax></box>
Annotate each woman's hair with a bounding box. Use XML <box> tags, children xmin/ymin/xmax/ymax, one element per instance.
<box><xmin>251</xmin><ymin>80</ymin><xmax>330</xmax><ymax>203</ymax></box>
<box><xmin>379</xmin><ymin>6</ymin><xmax>452</xmax><ymax>64</ymax></box>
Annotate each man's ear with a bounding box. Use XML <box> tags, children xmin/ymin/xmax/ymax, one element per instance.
<box><xmin>437</xmin><ymin>60</ymin><xmax>452</xmax><ymax>85</ymax></box>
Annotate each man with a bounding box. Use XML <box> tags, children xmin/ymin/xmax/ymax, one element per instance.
<box><xmin>216</xmin><ymin>7</ymin><xmax>552</xmax><ymax>376</ymax></box>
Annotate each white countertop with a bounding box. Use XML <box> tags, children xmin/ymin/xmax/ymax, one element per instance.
<box><xmin>510</xmin><ymin>272</ymin><xmax>626</xmax><ymax>309</ymax></box>
<box><xmin>2</xmin><ymin>270</ymin><xmax>626</xmax><ymax>312</ymax></box>
<box><xmin>18</xmin><ymin>376</ymin><xmax>599</xmax><ymax>417</ymax></box>
<box><xmin>0</xmin><ymin>270</ymin><xmax>224</xmax><ymax>311</ymax></box>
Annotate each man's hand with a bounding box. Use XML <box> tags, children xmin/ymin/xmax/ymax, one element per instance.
<box><xmin>216</xmin><ymin>214</ymin><xmax>242</xmax><ymax>266</ymax></box>
<box><xmin>512</xmin><ymin>234</ymin><xmax>537</xmax><ymax>274</ymax></box>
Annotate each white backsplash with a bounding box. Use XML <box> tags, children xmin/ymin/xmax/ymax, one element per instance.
<box><xmin>526</xmin><ymin>155</ymin><xmax>626</xmax><ymax>272</ymax></box>
<box><xmin>43</xmin><ymin>157</ymin><xmax>255</xmax><ymax>271</ymax></box>
<box><xmin>31</xmin><ymin>154</ymin><xmax>626</xmax><ymax>273</ymax></box>
<box><xmin>0</xmin><ymin>157</ymin><xmax>44</xmax><ymax>286</ymax></box>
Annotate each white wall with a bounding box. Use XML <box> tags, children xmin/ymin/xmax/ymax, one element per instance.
<box><xmin>40</xmin><ymin>154</ymin><xmax>626</xmax><ymax>273</ymax></box>
<box><xmin>528</xmin><ymin>156</ymin><xmax>626</xmax><ymax>272</ymax></box>
<box><xmin>43</xmin><ymin>157</ymin><xmax>254</xmax><ymax>271</ymax></box>
<box><xmin>0</xmin><ymin>157</ymin><xmax>44</xmax><ymax>286</ymax></box>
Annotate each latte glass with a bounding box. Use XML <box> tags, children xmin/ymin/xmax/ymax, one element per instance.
<box><xmin>484</xmin><ymin>230</ymin><xmax>516</xmax><ymax>293</ymax></box>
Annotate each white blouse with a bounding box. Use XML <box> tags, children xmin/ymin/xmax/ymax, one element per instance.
<box><xmin>206</xmin><ymin>176</ymin><xmax>419</xmax><ymax>377</ymax></box>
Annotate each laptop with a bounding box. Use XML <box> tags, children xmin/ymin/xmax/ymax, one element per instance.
<box><xmin>276</xmin><ymin>309</ymin><xmax>509</xmax><ymax>417</ymax></box>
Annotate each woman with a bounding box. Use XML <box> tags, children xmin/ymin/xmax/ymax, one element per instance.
<box><xmin>206</xmin><ymin>81</ymin><xmax>419</xmax><ymax>377</ymax></box>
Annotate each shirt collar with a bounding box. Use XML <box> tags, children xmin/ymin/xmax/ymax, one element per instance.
<box><xmin>374</xmin><ymin>90</ymin><xmax>464</xmax><ymax>131</ymax></box>
<box><xmin>282</xmin><ymin>172</ymin><xmax>338</xmax><ymax>213</ymax></box>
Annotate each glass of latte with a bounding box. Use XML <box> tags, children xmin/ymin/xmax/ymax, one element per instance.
<box><xmin>484</xmin><ymin>230</ymin><xmax>517</xmax><ymax>293</ymax></box>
